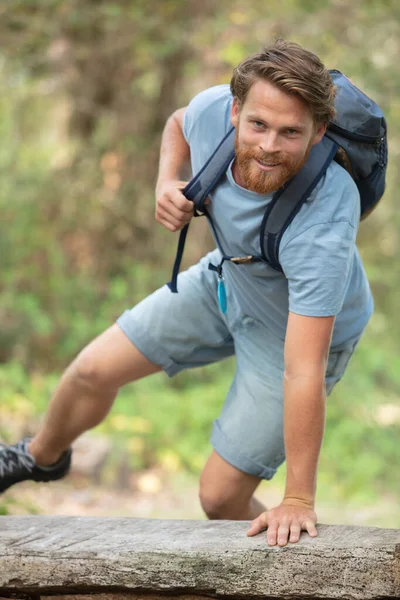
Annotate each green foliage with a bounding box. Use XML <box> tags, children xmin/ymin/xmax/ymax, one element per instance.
<box><xmin>322</xmin><ymin>333</ymin><xmax>400</xmax><ymax>502</ymax></box>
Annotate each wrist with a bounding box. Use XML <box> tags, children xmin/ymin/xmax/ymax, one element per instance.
<box><xmin>282</xmin><ymin>495</ymin><xmax>315</xmax><ymax>510</ymax></box>
<box><xmin>155</xmin><ymin>177</ymin><xmax>168</xmax><ymax>196</ymax></box>
<box><xmin>155</xmin><ymin>176</ymin><xmax>182</xmax><ymax>196</ymax></box>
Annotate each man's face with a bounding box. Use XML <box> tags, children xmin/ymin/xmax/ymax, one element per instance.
<box><xmin>230</xmin><ymin>79</ymin><xmax>326</xmax><ymax>194</ymax></box>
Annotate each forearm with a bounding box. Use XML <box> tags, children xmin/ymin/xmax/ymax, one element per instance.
<box><xmin>156</xmin><ymin>110</ymin><xmax>191</xmax><ymax>192</ymax></box>
<box><xmin>282</xmin><ymin>373</ymin><xmax>326</xmax><ymax>507</ymax></box>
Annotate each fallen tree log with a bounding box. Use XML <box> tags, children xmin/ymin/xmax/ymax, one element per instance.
<box><xmin>0</xmin><ymin>516</ymin><xmax>399</xmax><ymax>599</ymax></box>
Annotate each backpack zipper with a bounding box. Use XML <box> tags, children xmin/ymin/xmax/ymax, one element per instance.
<box><xmin>328</xmin><ymin>122</ymin><xmax>382</xmax><ymax>144</ymax></box>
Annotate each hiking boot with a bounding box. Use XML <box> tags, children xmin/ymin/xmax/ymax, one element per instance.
<box><xmin>0</xmin><ymin>437</ymin><xmax>72</xmax><ymax>493</ymax></box>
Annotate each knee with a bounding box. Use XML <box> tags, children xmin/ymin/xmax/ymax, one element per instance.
<box><xmin>70</xmin><ymin>349</ymin><xmax>109</xmax><ymax>391</ymax></box>
<box><xmin>199</xmin><ymin>478</ymin><xmax>237</xmax><ymax>520</ymax></box>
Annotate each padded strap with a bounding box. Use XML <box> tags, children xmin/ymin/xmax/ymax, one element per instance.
<box><xmin>182</xmin><ymin>127</ymin><xmax>235</xmax><ymax>213</ymax></box>
<box><xmin>260</xmin><ymin>136</ymin><xmax>338</xmax><ymax>271</ymax></box>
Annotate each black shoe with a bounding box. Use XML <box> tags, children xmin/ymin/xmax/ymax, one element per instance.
<box><xmin>0</xmin><ymin>437</ymin><xmax>72</xmax><ymax>493</ymax></box>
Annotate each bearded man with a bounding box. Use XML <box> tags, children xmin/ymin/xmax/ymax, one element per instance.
<box><xmin>0</xmin><ymin>40</ymin><xmax>373</xmax><ymax>547</ymax></box>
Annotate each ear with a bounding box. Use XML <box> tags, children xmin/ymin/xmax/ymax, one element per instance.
<box><xmin>230</xmin><ymin>97</ymin><xmax>240</xmax><ymax>128</ymax></box>
<box><xmin>312</xmin><ymin>122</ymin><xmax>327</xmax><ymax>146</ymax></box>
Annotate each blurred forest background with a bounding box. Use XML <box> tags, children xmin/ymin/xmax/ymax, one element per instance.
<box><xmin>0</xmin><ymin>0</ymin><xmax>399</xmax><ymax>525</ymax></box>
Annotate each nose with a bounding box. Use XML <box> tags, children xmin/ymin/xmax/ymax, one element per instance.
<box><xmin>259</xmin><ymin>131</ymin><xmax>280</xmax><ymax>154</ymax></box>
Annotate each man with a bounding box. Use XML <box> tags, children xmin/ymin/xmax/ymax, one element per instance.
<box><xmin>0</xmin><ymin>39</ymin><xmax>373</xmax><ymax>547</ymax></box>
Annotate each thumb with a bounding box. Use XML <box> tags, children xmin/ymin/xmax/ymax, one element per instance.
<box><xmin>204</xmin><ymin>196</ymin><xmax>211</xmax><ymax>205</ymax></box>
<box><xmin>247</xmin><ymin>512</ymin><xmax>268</xmax><ymax>537</ymax></box>
<box><xmin>176</xmin><ymin>180</ymin><xmax>190</xmax><ymax>191</ymax></box>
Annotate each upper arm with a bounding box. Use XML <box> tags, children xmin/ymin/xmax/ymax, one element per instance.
<box><xmin>284</xmin><ymin>312</ymin><xmax>335</xmax><ymax>378</ymax></box>
<box><xmin>171</xmin><ymin>107</ymin><xmax>187</xmax><ymax>131</ymax></box>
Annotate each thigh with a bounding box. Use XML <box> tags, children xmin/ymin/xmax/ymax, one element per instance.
<box><xmin>73</xmin><ymin>324</ymin><xmax>162</xmax><ymax>388</ymax></box>
<box><xmin>117</xmin><ymin>252</ymin><xmax>235</xmax><ymax>377</ymax></box>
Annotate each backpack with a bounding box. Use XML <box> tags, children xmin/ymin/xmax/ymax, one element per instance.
<box><xmin>168</xmin><ymin>70</ymin><xmax>388</xmax><ymax>304</ymax></box>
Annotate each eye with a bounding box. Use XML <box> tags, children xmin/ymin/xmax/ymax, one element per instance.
<box><xmin>286</xmin><ymin>128</ymin><xmax>299</xmax><ymax>136</ymax></box>
<box><xmin>252</xmin><ymin>120</ymin><xmax>265</xmax><ymax>128</ymax></box>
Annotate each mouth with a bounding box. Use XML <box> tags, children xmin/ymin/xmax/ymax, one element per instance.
<box><xmin>255</xmin><ymin>159</ymin><xmax>281</xmax><ymax>172</ymax></box>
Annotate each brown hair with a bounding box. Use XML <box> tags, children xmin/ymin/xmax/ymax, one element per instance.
<box><xmin>230</xmin><ymin>39</ymin><xmax>336</xmax><ymax>124</ymax></box>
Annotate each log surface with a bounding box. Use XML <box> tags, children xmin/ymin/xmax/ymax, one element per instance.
<box><xmin>0</xmin><ymin>516</ymin><xmax>399</xmax><ymax>599</ymax></box>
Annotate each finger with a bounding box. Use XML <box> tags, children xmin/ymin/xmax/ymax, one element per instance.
<box><xmin>246</xmin><ymin>513</ymin><xmax>268</xmax><ymax>537</ymax></box>
<box><xmin>156</xmin><ymin>210</ymin><xmax>183</xmax><ymax>232</ymax></box>
<box><xmin>156</xmin><ymin>212</ymin><xmax>188</xmax><ymax>233</ymax></box>
<box><xmin>266</xmin><ymin>523</ymin><xmax>278</xmax><ymax>546</ymax></box>
<box><xmin>156</xmin><ymin>206</ymin><xmax>183</xmax><ymax>228</ymax></box>
<box><xmin>157</xmin><ymin>217</ymin><xmax>179</xmax><ymax>233</ymax></box>
<box><xmin>156</xmin><ymin>207</ymin><xmax>191</xmax><ymax>231</ymax></box>
<box><xmin>158</xmin><ymin>200</ymin><xmax>192</xmax><ymax>223</ymax></box>
<box><xmin>169</xmin><ymin>193</ymin><xmax>194</xmax><ymax>213</ymax></box>
<box><xmin>157</xmin><ymin>187</ymin><xmax>193</xmax><ymax>214</ymax></box>
<box><xmin>176</xmin><ymin>180</ymin><xmax>190</xmax><ymax>190</ymax></box>
<box><xmin>289</xmin><ymin>523</ymin><xmax>301</xmax><ymax>544</ymax></box>
<box><xmin>277</xmin><ymin>524</ymin><xmax>290</xmax><ymax>547</ymax></box>
<box><xmin>204</xmin><ymin>196</ymin><xmax>211</xmax><ymax>205</ymax></box>
<box><xmin>180</xmin><ymin>199</ymin><xmax>195</xmax><ymax>213</ymax></box>
<box><xmin>304</xmin><ymin>519</ymin><xmax>318</xmax><ymax>538</ymax></box>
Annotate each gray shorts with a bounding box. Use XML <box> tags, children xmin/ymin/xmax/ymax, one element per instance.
<box><xmin>117</xmin><ymin>253</ymin><xmax>358</xmax><ymax>481</ymax></box>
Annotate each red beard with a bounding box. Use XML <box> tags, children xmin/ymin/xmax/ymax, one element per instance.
<box><xmin>234</xmin><ymin>136</ymin><xmax>313</xmax><ymax>194</ymax></box>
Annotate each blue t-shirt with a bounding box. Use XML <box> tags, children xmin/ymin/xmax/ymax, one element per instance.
<box><xmin>183</xmin><ymin>85</ymin><xmax>374</xmax><ymax>350</ymax></box>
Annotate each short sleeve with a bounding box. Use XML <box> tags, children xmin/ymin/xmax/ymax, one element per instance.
<box><xmin>182</xmin><ymin>90</ymin><xmax>207</xmax><ymax>143</ymax></box>
<box><xmin>182</xmin><ymin>85</ymin><xmax>231</xmax><ymax>144</ymax></box>
<box><xmin>279</xmin><ymin>220</ymin><xmax>357</xmax><ymax>317</ymax></box>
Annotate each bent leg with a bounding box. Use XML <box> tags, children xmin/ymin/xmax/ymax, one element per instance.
<box><xmin>203</xmin><ymin>316</ymin><xmax>286</xmax><ymax>517</ymax></box>
<box><xmin>30</xmin><ymin>252</ymin><xmax>234</xmax><ymax>466</ymax></box>
<box><xmin>199</xmin><ymin>451</ymin><xmax>266</xmax><ymax>520</ymax></box>
<box><xmin>202</xmin><ymin>318</ymin><xmax>360</xmax><ymax>522</ymax></box>
<box><xmin>30</xmin><ymin>324</ymin><xmax>161</xmax><ymax>465</ymax></box>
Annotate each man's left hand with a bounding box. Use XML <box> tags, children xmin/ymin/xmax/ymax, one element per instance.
<box><xmin>247</xmin><ymin>500</ymin><xmax>318</xmax><ymax>546</ymax></box>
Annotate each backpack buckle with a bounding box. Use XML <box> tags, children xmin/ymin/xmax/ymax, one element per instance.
<box><xmin>230</xmin><ymin>256</ymin><xmax>254</xmax><ymax>264</ymax></box>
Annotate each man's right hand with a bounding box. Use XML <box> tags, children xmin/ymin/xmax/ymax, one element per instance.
<box><xmin>155</xmin><ymin>180</ymin><xmax>194</xmax><ymax>232</ymax></box>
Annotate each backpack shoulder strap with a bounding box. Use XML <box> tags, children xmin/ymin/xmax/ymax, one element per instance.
<box><xmin>168</xmin><ymin>127</ymin><xmax>235</xmax><ymax>292</ymax></box>
<box><xmin>183</xmin><ymin>126</ymin><xmax>235</xmax><ymax>212</ymax></box>
<box><xmin>260</xmin><ymin>136</ymin><xmax>338</xmax><ymax>271</ymax></box>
